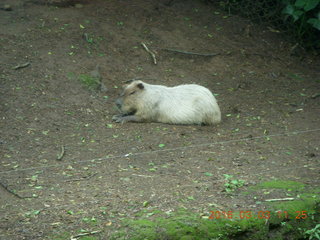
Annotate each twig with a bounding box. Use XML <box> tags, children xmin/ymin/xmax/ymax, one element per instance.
<box><xmin>265</xmin><ymin>197</ymin><xmax>295</xmax><ymax>202</ymax></box>
<box><xmin>65</xmin><ymin>173</ymin><xmax>98</xmax><ymax>182</ymax></box>
<box><xmin>56</xmin><ymin>146</ymin><xmax>65</xmax><ymax>161</ymax></box>
<box><xmin>12</xmin><ymin>62</ymin><xmax>30</xmax><ymax>70</ymax></box>
<box><xmin>141</xmin><ymin>42</ymin><xmax>157</xmax><ymax>64</ymax></box>
<box><xmin>311</xmin><ymin>93</ymin><xmax>320</xmax><ymax>99</ymax></box>
<box><xmin>132</xmin><ymin>174</ymin><xmax>153</xmax><ymax>178</ymax></box>
<box><xmin>70</xmin><ymin>230</ymin><xmax>101</xmax><ymax>240</ymax></box>
<box><xmin>162</xmin><ymin>48</ymin><xmax>220</xmax><ymax>57</ymax></box>
<box><xmin>0</xmin><ymin>180</ymin><xmax>25</xmax><ymax>199</ymax></box>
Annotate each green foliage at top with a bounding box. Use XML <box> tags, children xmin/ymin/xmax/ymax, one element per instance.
<box><xmin>220</xmin><ymin>0</ymin><xmax>320</xmax><ymax>49</ymax></box>
<box><xmin>282</xmin><ymin>0</ymin><xmax>320</xmax><ymax>27</ymax></box>
<box><xmin>282</xmin><ymin>0</ymin><xmax>320</xmax><ymax>47</ymax></box>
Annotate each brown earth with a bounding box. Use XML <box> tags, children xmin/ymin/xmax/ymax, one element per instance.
<box><xmin>0</xmin><ymin>0</ymin><xmax>319</xmax><ymax>239</ymax></box>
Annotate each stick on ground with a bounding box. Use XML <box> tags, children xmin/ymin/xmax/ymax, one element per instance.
<box><xmin>70</xmin><ymin>230</ymin><xmax>101</xmax><ymax>240</ymax></box>
<box><xmin>12</xmin><ymin>62</ymin><xmax>30</xmax><ymax>70</ymax></box>
<box><xmin>162</xmin><ymin>48</ymin><xmax>220</xmax><ymax>57</ymax></box>
<box><xmin>265</xmin><ymin>197</ymin><xmax>295</xmax><ymax>202</ymax></box>
<box><xmin>141</xmin><ymin>42</ymin><xmax>157</xmax><ymax>64</ymax></box>
<box><xmin>0</xmin><ymin>180</ymin><xmax>25</xmax><ymax>199</ymax></box>
<box><xmin>56</xmin><ymin>145</ymin><xmax>65</xmax><ymax>161</ymax></box>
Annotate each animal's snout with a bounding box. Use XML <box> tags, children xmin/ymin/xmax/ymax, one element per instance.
<box><xmin>115</xmin><ymin>98</ymin><xmax>122</xmax><ymax>109</ymax></box>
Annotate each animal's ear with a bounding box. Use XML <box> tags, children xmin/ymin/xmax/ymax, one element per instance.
<box><xmin>137</xmin><ymin>83</ymin><xmax>144</xmax><ymax>90</ymax></box>
<box><xmin>122</xmin><ymin>79</ymin><xmax>134</xmax><ymax>88</ymax></box>
<box><xmin>123</xmin><ymin>79</ymin><xmax>134</xmax><ymax>84</ymax></box>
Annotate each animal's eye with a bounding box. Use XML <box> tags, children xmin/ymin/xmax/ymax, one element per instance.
<box><xmin>129</xmin><ymin>91</ymin><xmax>136</xmax><ymax>95</ymax></box>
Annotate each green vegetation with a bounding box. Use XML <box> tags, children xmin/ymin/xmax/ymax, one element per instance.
<box><xmin>258</xmin><ymin>180</ymin><xmax>305</xmax><ymax>190</ymax></box>
<box><xmin>110</xmin><ymin>203</ymin><xmax>319</xmax><ymax>240</ymax></box>
<box><xmin>282</xmin><ymin>0</ymin><xmax>320</xmax><ymax>47</ymax></box>
<box><xmin>223</xmin><ymin>174</ymin><xmax>245</xmax><ymax>193</ymax></box>
<box><xmin>78</xmin><ymin>74</ymin><xmax>100</xmax><ymax>90</ymax></box>
<box><xmin>110</xmin><ymin>180</ymin><xmax>319</xmax><ymax>239</ymax></box>
<box><xmin>304</xmin><ymin>224</ymin><xmax>320</xmax><ymax>240</ymax></box>
<box><xmin>220</xmin><ymin>0</ymin><xmax>320</xmax><ymax>49</ymax></box>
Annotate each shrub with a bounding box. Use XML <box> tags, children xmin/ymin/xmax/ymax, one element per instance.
<box><xmin>219</xmin><ymin>0</ymin><xmax>320</xmax><ymax>49</ymax></box>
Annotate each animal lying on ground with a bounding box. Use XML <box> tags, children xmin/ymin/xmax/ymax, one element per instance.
<box><xmin>112</xmin><ymin>80</ymin><xmax>221</xmax><ymax>125</ymax></box>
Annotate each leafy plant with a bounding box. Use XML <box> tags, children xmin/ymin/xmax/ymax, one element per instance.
<box><xmin>223</xmin><ymin>174</ymin><xmax>245</xmax><ymax>193</ymax></box>
<box><xmin>220</xmin><ymin>0</ymin><xmax>320</xmax><ymax>48</ymax></box>
<box><xmin>282</xmin><ymin>0</ymin><xmax>320</xmax><ymax>47</ymax></box>
<box><xmin>282</xmin><ymin>0</ymin><xmax>320</xmax><ymax>27</ymax></box>
<box><xmin>304</xmin><ymin>224</ymin><xmax>320</xmax><ymax>240</ymax></box>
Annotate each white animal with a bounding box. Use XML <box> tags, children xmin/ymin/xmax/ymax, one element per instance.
<box><xmin>113</xmin><ymin>80</ymin><xmax>221</xmax><ymax>125</ymax></box>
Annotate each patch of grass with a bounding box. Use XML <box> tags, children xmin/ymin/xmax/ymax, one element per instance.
<box><xmin>258</xmin><ymin>180</ymin><xmax>305</xmax><ymax>190</ymax></box>
<box><xmin>78</xmin><ymin>74</ymin><xmax>100</xmax><ymax>90</ymax></box>
<box><xmin>287</xmin><ymin>73</ymin><xmax>305</xmax><ymax>81</ymax></box>
<box><xmin>77</xmin><ymin>237</ymin><xmax>98</xmax><ymax>240</ymax></box>
<box><xmin>111</xmin><ymin>203</ymin><xmax>320</xmax><ymax>240</ymax></box>
<box><xmin>110</xmin><ymin>180</ymin><xmax>319</xmax><ymax>239</ymax></box>
<box><xmin>51</xmin><ymin>232</ymin><xmax>70</xmax><ymax>240</ymax></box>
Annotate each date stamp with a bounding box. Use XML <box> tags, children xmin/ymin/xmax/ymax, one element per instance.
<box><xmin>209</xmin><ymin>210</ymin><xmax>308</xmax><ymax>220</ymax></box>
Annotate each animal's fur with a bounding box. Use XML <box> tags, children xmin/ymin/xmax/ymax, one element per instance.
<box><xmin>113</xmin><ymin>80</ymin><xmax>221</xmax><ymax>125</ymax></box>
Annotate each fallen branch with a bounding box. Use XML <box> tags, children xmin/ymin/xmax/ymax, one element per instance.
<box><xmin>265</xmin><ymin>197</ymin><xmax>295</xmax><ymax>202</ymax></box>
<box><xmin>132</xmin><ymin>174</ymin><xmax>153</xmax><ymax>178</ymax></box>
<box><xmin>311</xmin><ymin>93</ymin><xmax>320</xmax><ymax>99</ymax></box>
<box><xmin>0</xmin><ymin>180</ymin><xmax>25</xmax><ymax>199</ymax></box>
<box><xmin>70</xmin><ymin>230</ymin><xmax>101</xmax><ymax>240</ymax></box>
<box><xmin>12</xmin><ymin>62</ymin><xmax>30</xmax><ymax>70</ymax></box>
<box><xmin>141</xmin><ymin>42</ymin><xmax>157</xmax><ymax>64</ymax></box>
<box><xmin>162</xmin><ymin>48</ymin><xmax>220</xmax><ymax>57</ymax></box>
<box><xmin>56</xmin><ymin>145</ymin><xmax>65</xmax><ymax>161</ymax></box>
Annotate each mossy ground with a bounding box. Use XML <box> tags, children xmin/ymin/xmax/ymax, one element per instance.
<box><xmin>110</xmin><ymin>180</ymin><xmax>320</xmax><ymax>240</ymax></box>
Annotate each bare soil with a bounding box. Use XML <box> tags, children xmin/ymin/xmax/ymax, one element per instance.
<box><xmin>0</xmin><ymin>0</ymin><xmax>319</xmax><ymax>239</ymax></box>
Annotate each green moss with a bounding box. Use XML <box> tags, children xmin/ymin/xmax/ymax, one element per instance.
<box><xmin>111</xmin><ymin>205</ymin><xmax>320</xmax><ymax>239</ymax></box>
<box><xmin>258</xmin><ymin>180</ymin><xmax>305</xmax><ymax>190</ymax></box>
<box><xmin>111</xmin><ymin>180</ymin><xmax>319</xmax><ymax>240</ymax></box>
<box><xmin>77</xmin><ymin>237</ymin><xmax>98</xmax><ymax>240</ymax></box>
<box><xmin>111</xmin><ymin>211</ymin><xmax>281</xmax><ymax>240</ymax></box>
<box><xmin>78</xmin><ymin>74</ymin><xmax>100</xmax><ymax>90</ymax></box>
<box><xmin>51</xmin><ymin>232</ymin><xmax>70</xmax><ymax>240</ymax></box>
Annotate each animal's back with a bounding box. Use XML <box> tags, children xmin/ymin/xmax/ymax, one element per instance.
<box><xmin>149</xmin><ymin>84</ymin><xmax>221</xmax><ymax>125</ymax></box>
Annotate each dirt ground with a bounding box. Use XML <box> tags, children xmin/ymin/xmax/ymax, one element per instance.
<box><xmin>0</xmin><ymin>0</ymin><xmax>319</xmax><ymax>239</ymax></box>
